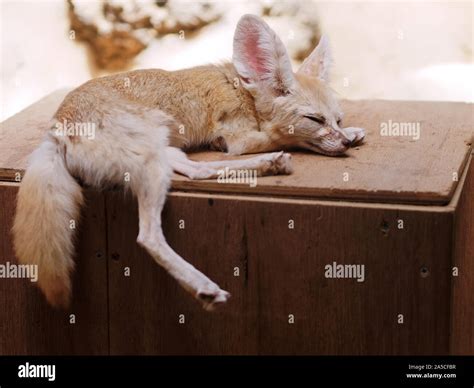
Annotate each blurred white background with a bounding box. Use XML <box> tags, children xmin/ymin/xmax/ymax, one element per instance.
<box><xmin>1</xmin><ymin>0</ymin><xmax>472</xmax><ymax>121</ymax></box>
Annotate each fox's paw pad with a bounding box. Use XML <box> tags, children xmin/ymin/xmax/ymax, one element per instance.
<box><xmin>352</xmin><ymin>128</ymin><xmax>365</xmax><ymax>145</ymax></box>
<box><xmin>197</xmin><ymin>286</ymin><xmax>231</xmax><ymax>311</ymax></box>
<box><xmin>345</xmin><ymin>127</ymin><xmax>365</xmax><ymax>146</ymax></box>
<box><xmin>266</xmin><ymin>151</ymin><xmax>293</xmax><ymax>175</ymax></box>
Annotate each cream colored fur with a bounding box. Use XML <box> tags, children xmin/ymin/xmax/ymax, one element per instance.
<box><xmin>12</xmin><ymin>15</ymin><xmax>364</xmax><ymax>310</ymax></box>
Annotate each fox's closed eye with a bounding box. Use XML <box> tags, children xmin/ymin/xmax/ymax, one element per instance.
<box><xmin>304</xmin><ymin>115</ymin><xmax>325</xmax><ymax>125</ymax></box>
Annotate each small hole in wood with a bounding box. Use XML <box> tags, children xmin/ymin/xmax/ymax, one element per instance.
<box><xmin>380</xmin><ymin>220</ymin><xmax>390</xmax><ymax>236</ymax></box>
<box><xmin>420</xmin><ymin>266</ymin><xmax>430</xmax><ymax>278</ymax></box>
<box><xmin>111</xmin><ymin>252</ymin><xmax>120</xmax><ymax>261</ymax></box>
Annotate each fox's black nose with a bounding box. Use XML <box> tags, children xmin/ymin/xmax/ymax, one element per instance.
<box><xmin>341</xmin><ymin>137</ymin><xmax>352</xmax><ymax>147</ymax></box>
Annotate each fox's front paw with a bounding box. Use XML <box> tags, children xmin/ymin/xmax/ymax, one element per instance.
<box><xmin>344</xmin><ymin>127</ymin><xmax>365</xmax><ymax>146</ymax></box>
<box><xmin>265</xmin><ymin>151</ymin><xmax>293</xmax><ymax>175</ymax></box>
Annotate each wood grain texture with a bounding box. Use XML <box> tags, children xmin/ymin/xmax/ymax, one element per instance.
<box><xmin>252</xmin><ymin>200</ymin><xmax>453</xmax><ymax>355</ymax></box>
<box><xmin>1</xmin><ymin>90</ymin><xmax>472</xmax><ymax>205</ymax></box>
<box><xmin>450</xmin><ymin>157</ymin><xmax>474</xmax><ymax>355</ymax></box>
<box><xmin>107</xmin><ymin>191</ymin><xmax>454</xmax><ymax>355</ymax></box>
<box><xmin>0</xmin><ymin>183</ymin><xmax>108</xmax><ymax>355</ymax></box>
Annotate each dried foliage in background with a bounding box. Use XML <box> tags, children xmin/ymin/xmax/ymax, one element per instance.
<box><xmin>68</xmin><ymin>0</ymin><xmax>222</xmax><ymax>70</ymax></box>
<box><xmin>67</xmin><ymin>0</ymin><xmax>321</xmax><ymax>70</ymax></box>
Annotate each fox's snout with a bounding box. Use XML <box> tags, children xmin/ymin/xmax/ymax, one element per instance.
<box><xmin>341</xmin><ymin>137</ymin><xmax>351</xmax><ymax>147</ymax></box>
<box><xmin>338</xmin><ymin>131</ymin><xmax>353</xmax><ymax>147</ymax></box>
<box><xmin>320</xmin><ymin>127</ymin><xmax>352</xmax><ymax>151</ymax></box>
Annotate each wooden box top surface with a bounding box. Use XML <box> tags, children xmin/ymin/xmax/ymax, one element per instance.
<box><xmin>0</xmin><ymin>89</ymin><xmax>472</xmax><ymax>205</ymax></box>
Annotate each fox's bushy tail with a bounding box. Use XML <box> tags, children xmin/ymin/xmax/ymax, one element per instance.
<box><xmin>13</xmin><ymin>136</ymin><xmax>83</xmax><ymax>308</ymax></box>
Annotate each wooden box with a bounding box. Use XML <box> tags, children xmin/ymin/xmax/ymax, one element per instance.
<box><xmin>0</xmin><ymin>91</ymin><xmax>472</xmax><ymax>355</ymax></box>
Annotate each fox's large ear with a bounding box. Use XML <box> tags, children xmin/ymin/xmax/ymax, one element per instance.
<box><xmin>233</xmin><ymin>14</ymin><xmax>294</xmax><ymax>95</ymax></box>
<box><xmin>297</xmin><ymin>35</ymin><xmax>332</xmax><ymax>82</ymax></box>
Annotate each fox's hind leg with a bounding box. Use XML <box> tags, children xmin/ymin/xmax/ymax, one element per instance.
<box><xmin>133</xmin><ymin>154</ymin><xmax>230</xmax><ymax>310</ymax></box>
<box><xmin>166</xmin><ymin>147</ymin><xmax>293</xmax><ymax>180</ymax></box>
